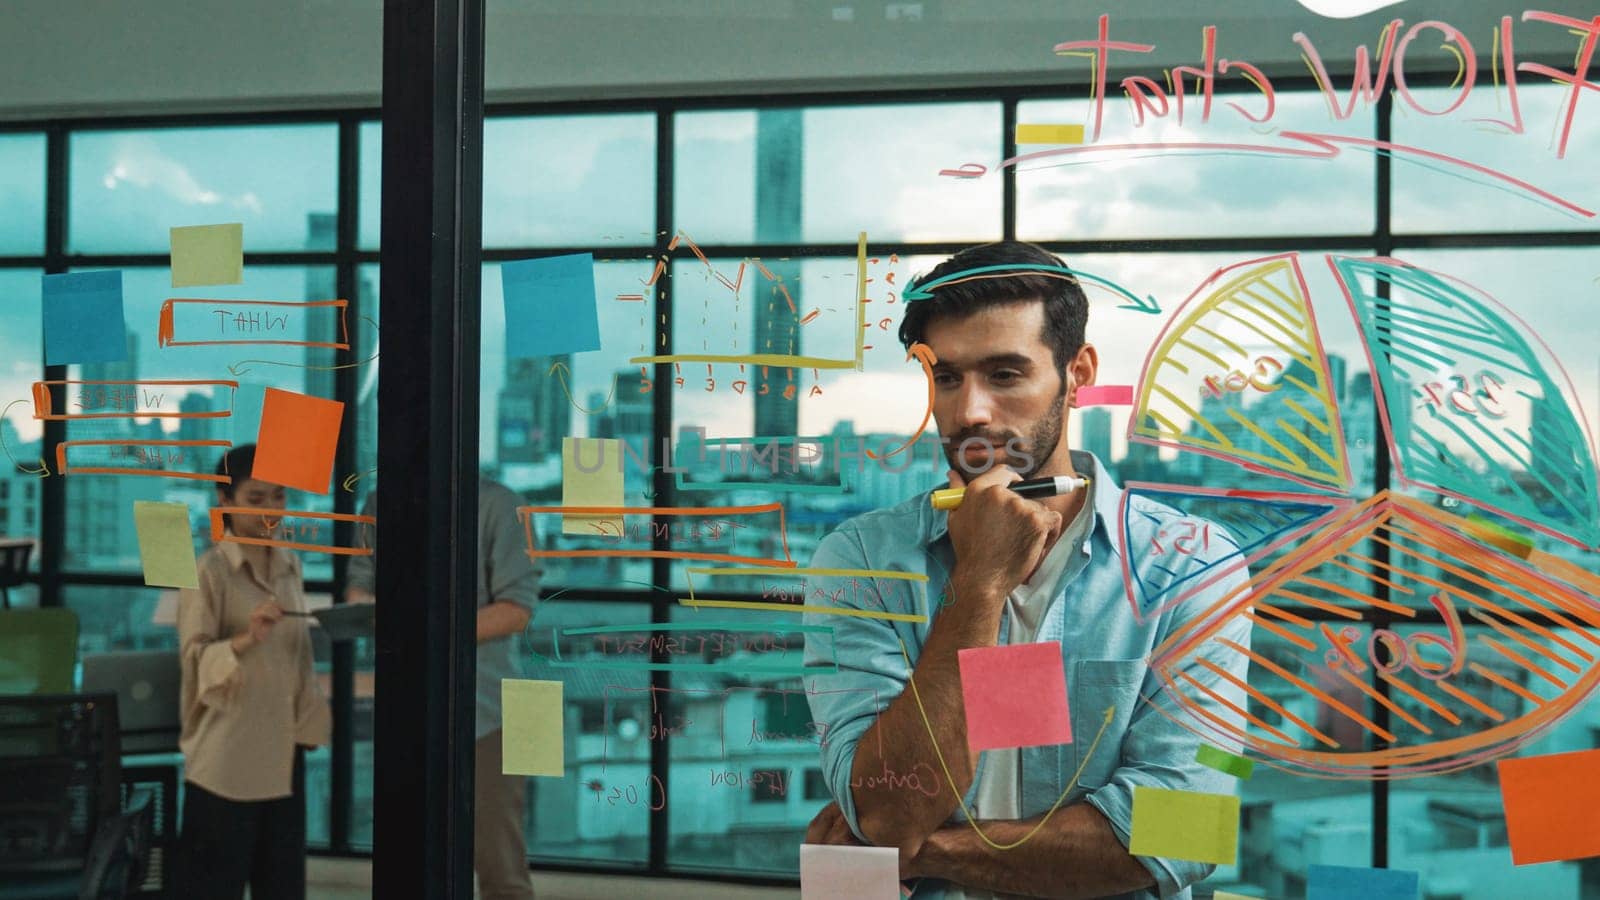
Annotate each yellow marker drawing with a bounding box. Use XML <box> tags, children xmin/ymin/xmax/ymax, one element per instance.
<box><xmin>1016</xmin><ymin>124</ymin><xmax>1087</xmax><ymax>145</ymax></box>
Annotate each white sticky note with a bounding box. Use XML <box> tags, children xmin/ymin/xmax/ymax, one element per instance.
<box><xmin>800</xmin><ymin>844</ymin><xmax>900</xmax><ymax>900</ymax></box>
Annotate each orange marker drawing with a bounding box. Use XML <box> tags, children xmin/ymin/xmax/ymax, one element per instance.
<box><xmin>31</xmin><ymin>379</ymin><xmax>238</xmax><ymax>421</ymax></box>
<box><xmin>209</xmin><ymin>508</ymin><xmax>376</xmax><ymax>556</ymax></box>
<box><xmin>159</xmin><ymin>299</ymin><xmax>349</xmax><ymax>349</ymax></box>
<box><xmin>57</xmin><ymin>439</ymin><xmax>233</xmax><ymax>482</ymax></box>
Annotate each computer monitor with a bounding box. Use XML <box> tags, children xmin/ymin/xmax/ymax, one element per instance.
<box><xmin>80</xmin><ymin>652</ymin><xmax>181</xmax><ymax>755</ymax></box>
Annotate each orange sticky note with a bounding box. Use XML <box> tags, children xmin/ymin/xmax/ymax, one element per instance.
<box><xmin>252</xmin><ymin>388</ymin><xmax>343</xmax><ymax>494</ymax></box>
<box><xmin>958</xmin><ymin>642</ymin><xmax>1071</xmax><ymax>752</ymax></box>
<box><xmin>1498</xmin><ymin>748</ymin><xmax>1600</xmax><ymax>865</ymax></box>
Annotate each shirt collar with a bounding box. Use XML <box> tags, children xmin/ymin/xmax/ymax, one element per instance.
<box><xmin>216</xmin><ymin>536</ymin><xmax>295</xmax><ymax>578</ymax></box>
<box><xmin>927</xmin><ymin>450</ymin><xmax>1124</xmax><ymax>558</ymax></box>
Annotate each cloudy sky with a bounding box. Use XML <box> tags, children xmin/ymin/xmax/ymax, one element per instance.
<box><xmin>3</xmin><ymin>81</ymin><xmax>1597</xmax><ymax>491</ymax></box>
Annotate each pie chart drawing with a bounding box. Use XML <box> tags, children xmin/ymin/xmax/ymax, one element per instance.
<box><xmin>1129</xmin><ymin>252</ymin><xmax>1600</xmax><ymax>779</ymax></box>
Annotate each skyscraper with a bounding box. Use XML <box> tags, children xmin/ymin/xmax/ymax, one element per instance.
<box><xmin>751</xmin><ymin>109</ymin><xmax>802</xmax><ymax>439</ymax></box>
<box><xmin>304</xmin><ymin>213</ymin><xmax>338</xmax><ymax>404</ymax></box>
<box><xmin>1080</xmin><ymin>407</ymin><xmax>1113</xmax><ymax>466</ymax></box>
<box><xmin>497</xmin><ymin>354</ymin><xmax>572</xmax><ymax>466</ymax></box>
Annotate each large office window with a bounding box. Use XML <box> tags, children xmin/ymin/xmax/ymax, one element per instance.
<box><xmin>5</xmin><ymin>74</ymin><xmax>1597</xmax><ymax>899</ymax></box>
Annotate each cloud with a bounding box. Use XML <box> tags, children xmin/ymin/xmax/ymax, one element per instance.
<box><xmin>101</xmin><ymin>136</ymin><xmax>263</xmax><ymax>214</ymax></box>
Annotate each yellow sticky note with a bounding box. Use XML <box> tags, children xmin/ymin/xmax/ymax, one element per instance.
<box><xmin>1128</xmin><ymin>786</ymin><xmax>1239</xmax><ymax>865</ymax></box>
<box><xmin>170</xmin><ymin>223</ymin><xmax>243</xmax><ymax>287</ymax></box>
<box><xmin>1015</xmin><ymin>123</ymin><xmax>1086</xmax><ymax>145</ymax></box>
<box><xmin>1214</xmin><ymin>892</ymin><xmax>1267</xmax><ymax>900</ymax></box>
<box><xmin>133</xmin><ymin>501</ymin><xmax>199</xmax><ymax>589</ymax></box>
<box><xmin>502</xmin><ymin>679</ymin><xmax>563</xmax><ymax>777</ymax></box>
<box><xmin>562</xmin><ymin>437</ymin><xmax>624</xmax><ymax>536</ymax></box>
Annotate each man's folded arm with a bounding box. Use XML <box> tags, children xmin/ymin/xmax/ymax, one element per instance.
<box><xmin>803</xmin><ymin>527</ymin><xmax>982</xmax><ymax>853</ymax></box>
<box><xmin>1082</xmin><ymin>581</ymin><xmax>1255</xmax><ymax>897</ymax></box>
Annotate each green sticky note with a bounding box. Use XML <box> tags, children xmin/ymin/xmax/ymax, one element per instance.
<box><xmin>1128</xmin><ymin>786</ymin><xmax>1239</xmax><ymax>865</ymax></box>
<box><xmin>133</xmin><ymin>501</ymin><xmax>199</xmax><ymax>589</ymax></box>
<box><xmin>562</xmin><ymin>437</ymin><xmax>624</xmax><ymax>536</ymax></box>
<box><xmin>170</xmin><ymin>223</ymin><xmax>243</xmax><ymax>287</ymax></box>
<box><xmin>1197</xmin><ymin>744</ymin><xmax>1255</xmax><ymax>780</ymax></box>
<box><xmin>502</xmin><ymin>679</ymin><xmax>564</xmax><ymax>777</ymax></box>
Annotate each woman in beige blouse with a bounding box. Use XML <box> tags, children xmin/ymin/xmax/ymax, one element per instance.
<box><xmin>176</xmin><ymin>444</ymin><xmax>330</xmax><ymax>900</ymax></box>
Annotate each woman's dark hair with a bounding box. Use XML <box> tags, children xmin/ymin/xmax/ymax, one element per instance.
<box><xmin>216</xmin><ymin>443</ymin><xmax>257</xmax><ymax>498</ymax></box>
<box><xmin>899</xmin><ymin>241</ymin><xmax>1090</xmax><ymax>375</ymax></box>
<box><xmin>215</xmin><ymin>445</ymin><xmax>258</xmax><ymax>530</ymax></box>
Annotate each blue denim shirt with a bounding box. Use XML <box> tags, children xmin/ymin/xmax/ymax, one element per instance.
<box><xmin>802</xmin><ymin>452</ymin><xmax>1253</xmax><ymax>900</ymax></box>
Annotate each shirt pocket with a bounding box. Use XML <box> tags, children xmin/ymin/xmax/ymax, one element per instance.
<box><xmin>1065</xmin><ymin>658</ymin><xmax>1147</xmax><ymax>792</ymax></box>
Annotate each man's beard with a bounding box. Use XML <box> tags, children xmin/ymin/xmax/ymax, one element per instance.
<box><xmin>941</xmin><ymin>382</ymin><xmax>1067</xmax><ymax>480</ymax></box>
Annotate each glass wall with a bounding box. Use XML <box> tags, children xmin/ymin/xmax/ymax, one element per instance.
<box><xmin>5</xmin><ymin>65</ymin><xmax>1598</xmax><ymax>899</ymax></box>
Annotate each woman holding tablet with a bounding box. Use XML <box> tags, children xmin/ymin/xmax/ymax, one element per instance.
<box><xmin>176</xmin><ymin>443</ymin><xmax>329</xmax><ymax>900</ymax></box>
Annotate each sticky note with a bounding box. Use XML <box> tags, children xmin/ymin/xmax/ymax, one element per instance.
<box><xmin>502</xmin><ymin>679</ymin><xmax>563</xmax><ymax>777</ymax></box>
<box><xmin>133</xmin><ymin>501</ymin><xmax>199</xmax><ymax>589</ymax></box>
<box><xmin>230</xmin><ymin>382</ymin><xmax>267</xmax><ymax>445</ymax></box>
<box><xmin>42</xmin><ymin>271</ymin><xmax>127</xmax><ymax>366</ymax></box>
<box><xmin>799</xmin><ymin>845</ymin><xmax>900</xmax><ymax>900</ymax></box>
<box><xmin>957</xmin><ymin>642</ymin><xmax>1071</xmax><ymax>752</ymax></box>
<box><xmin>501</xmin><ymin>253</ymin><xmax>600</xmax><ymax>358</ymax></box>
<box><xmin>562</xmin><ymin>437</ymin><xmax>623</xmax><ymax>536</ymax></box>
<box><xmin>253</xmin><ymin>388</ymin><xmax>343</xmax><ymax>494</ymax></box>
<box><xmin>1076</xmin><ymin>384</ymin><xmax>1134</xmax><ymax>407</ymax></box>
<box><xmin>1307</xmin><ymin>865</ymin><xmax>1418</xmax><ymax>900</ymax></box>
<box><xmin>1016</xmin><ymin>123</ymin><xmax>1086</xmax><ymax>145</ymax></box>
<box><xmin>1213</xmin><ymin>893</ymin><xmax>1265</xmax><ymax>900</ymax></box>
<box><xmin>170</xmin><ymin>223</ymin><xmax>243</xmax><ymax>287</ymax></box>
<box><xmin>1498</xmin><ymin>747</ymin><xmax>1600</xmax><ymax>865</ymax></box>
<box><xmin>1128</xmin><ymin>786</ymin><xmax>1239</xmax><ymax>865</ymax></box>
<box><xmin>1196</xmin><ymin>744</ymin><xmax>1255</xmax><ymax>780</ymax></box>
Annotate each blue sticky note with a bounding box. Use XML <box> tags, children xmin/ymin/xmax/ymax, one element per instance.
<box><xmin>1308</xmin><ymin>864</ymin><xmax>1419</xmax><ymax>900</ymax></box>
<box><xmin>42</xmin><ymin>271</ymin><xmax>127</xmax><ymax>366</ymax></box>
<box><xmin>501</xmin><ymin>253</ymin><xmax>600</xmax><ymax>359</ymax></box>
<box><xmin>230</xmin><ymin>382</ymin><xmax>267</xmax><ymax>445</ymax></box>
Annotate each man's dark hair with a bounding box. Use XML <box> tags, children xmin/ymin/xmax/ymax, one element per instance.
<box><xmin>899</xmin><ymin>241</ymin><xmax>1089</xmax><ymax>375</ymax></box>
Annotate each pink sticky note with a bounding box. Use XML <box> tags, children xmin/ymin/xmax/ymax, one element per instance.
<box><xmin>958</xmin><ymin>642</ymin><xmax>1072</xmax><ymax>752</ymax></box>
<box><xmin>1076</xmin><ymin>384</ymin><xmax>1134</xmax><ymax>406</ymax></box>
<box><xmin>800</xmin><ymin>845</ymin><xmax>900</xmax><ymax>900</ymax></box>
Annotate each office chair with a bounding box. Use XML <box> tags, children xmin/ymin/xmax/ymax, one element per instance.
<box><xmin>0</xmin><ymin>692</ymin><xmax>154</xmax><ymax>900</ymax></box>
<box><xmin>0</xmin><ymin>539</ymin><xmax>32</xmax><ymax>609</ymax></box>
<box><xmin>0</xmin><ymin>607</ymin><xmax>78</xmax><ymax>695</ymax></box>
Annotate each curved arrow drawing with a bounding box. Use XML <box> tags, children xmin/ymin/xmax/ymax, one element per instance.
<box><xmin>867</xmin><ymin>343</ymin><xmax>939</xmax><ymax>460</ymax></box>
<box><xmin>1</xmin><ymin>400</ymin><xmax>49</xmax><ymax>477</ymax></box>
<box><xmin>341</xmin><ymin>468</ymin><xmax>377</xmax><ymax>493</ymax></box>
<box><xmin>903</xmin><ymin>264</ymin><xmax>1161</xmax><ymax>315</ymax></box>
<box><xmin>548</xmin><ymin>361</ymin><xmax>616</xmax><ymax>414</ymax></box>
<box><xmin>228</xmin><ymin>315</ymin><xmax>379</xmax><ymax>377</ymax></box>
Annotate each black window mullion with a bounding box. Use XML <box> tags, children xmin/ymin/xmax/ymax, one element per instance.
<box><xmin>647</xmin><ymin>107</ymin><xmax>675</xmax><ymax>878</ymax></box>
<box><xmin>1370</xmin><ymin>87</ymin><xmax>1396</xmax><ymax>872</ymax></box>
<box><xmin>1002</xmin><ymin>97</ymin><xmax>1017</xmax><ymax>242</ymax></box>
<box><xmin>39</xmin><ymin>124</ymin><xmax>68</xmax><ymax>610</ymax></box>
<box><xmin>328</xmin><ymin>113</ymin><xmax>361</xmax><ymax>855</ymax></box>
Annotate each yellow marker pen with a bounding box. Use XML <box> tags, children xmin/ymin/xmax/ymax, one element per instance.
<box><xmin>930</xmin><ymin>475</ymin><xmax>1090</xmax><ymax>510</ymax></box>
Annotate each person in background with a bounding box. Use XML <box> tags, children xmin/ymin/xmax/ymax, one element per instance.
<box><xmin>346</xmin><ymin>477</ymin><xmax>542</xmax><ymax>900</ymax></box>
<box><xmin>176</xmin><ymin>444</ymin><xmax>330</xmax><ymax>900</ymax></box>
